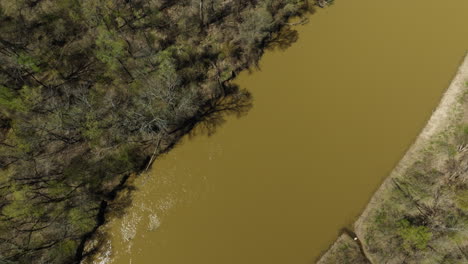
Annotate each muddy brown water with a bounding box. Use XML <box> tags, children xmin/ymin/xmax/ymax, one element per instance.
<box><xmin>97</xmin><ymin>0</ymin><xmax>468</xmax><ymax>263</ymax></box>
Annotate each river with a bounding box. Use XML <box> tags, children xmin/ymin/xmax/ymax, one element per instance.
<box><xmin>96</xmin><ymin>0</ymin><xmax>468</xmax><ymax>263</ymax></box>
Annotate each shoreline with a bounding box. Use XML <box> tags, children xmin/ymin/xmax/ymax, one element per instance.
<box><xmin>319</xmin><ymin>52</ymin><xmax>468</xmax><ymax>263</ymax></box>
<box><xmin>77</xmin><ymin>4</ymin><xmax>329</xmax><ymax>262</ymax></box>
<box><xmin>355</xmin><ymin>52</ymin><xmax>468</xmax><ymax>234</ymax></box>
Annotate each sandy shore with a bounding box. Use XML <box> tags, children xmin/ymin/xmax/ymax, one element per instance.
<box><xmin>319</xmin><ymin>52</ymin><xmax>468</xmax><ymax>263</ymax></box>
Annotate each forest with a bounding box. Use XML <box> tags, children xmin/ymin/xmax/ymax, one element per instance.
<box><xmin>0</xmin><ymin>0</ymin><xmax>326</xmax><ymax>263</ymax></box>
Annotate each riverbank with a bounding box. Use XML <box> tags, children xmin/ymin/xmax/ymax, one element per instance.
<box><xmin>75</xmin><ymin>3</ymin><xmax>328</xmax><ymax>263</ymax></box>
<box><xmin>318</xmin><ymin>53</ymin><xmax>468</xmax><ymax>263</ymax></box>
<box><xmin>0</xmin><ymin>1</ymin><xmax>321</xmax><ymax>263</ymax></box>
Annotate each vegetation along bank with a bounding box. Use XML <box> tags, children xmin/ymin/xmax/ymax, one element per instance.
<box><xmin>318</xmin><ymin>54</ymin><xmax>468</xmax><ymax>263</ymax></box>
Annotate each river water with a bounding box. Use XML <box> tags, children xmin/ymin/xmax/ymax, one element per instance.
<box><xmin>98</xmin><ymin>0</ymin><xmax>468</xmax><ymax>263</ymax></box>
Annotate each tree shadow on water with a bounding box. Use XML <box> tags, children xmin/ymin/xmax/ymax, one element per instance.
<box><xmin>186</xmin><ymin>83</ymin><xmax>253</xmax><ymax>138</ymax></box>
<box><xmin>266</xmin><ymin>6</ymin><xmax>316</xmax><ymax>52</ymax></box>
<box><xmin>267</xmin><ymin>25</ymin><xmax>300</xmax><ymax>51</ymax></box>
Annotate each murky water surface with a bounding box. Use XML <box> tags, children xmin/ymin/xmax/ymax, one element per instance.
<box><xmin>101</xmin><ymin>1</ymin><xmax>468</xmax><ymax>263</ymax></box>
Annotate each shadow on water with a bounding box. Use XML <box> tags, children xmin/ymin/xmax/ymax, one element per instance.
<box><xmin>189</xmin><ymin>84</ymin><xmax>253</xmax><ymax>137</ymax></box>
<box><xmin>267</xmin><ymin>26</ymin><xmax>300</xmax><ymax>51</ymax></box>
<box><xmin>266</xmin><ymin>4</ymin><xmax>317</xmax><ymax>52</ymax></box>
